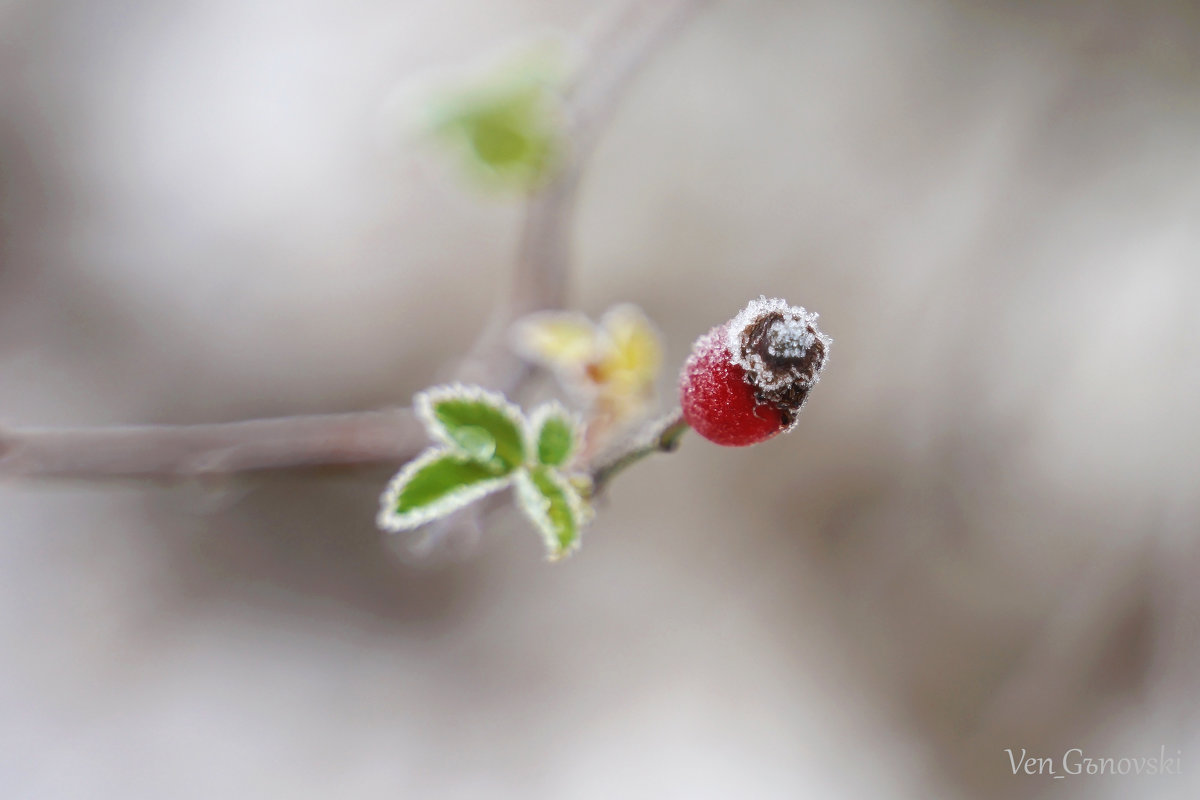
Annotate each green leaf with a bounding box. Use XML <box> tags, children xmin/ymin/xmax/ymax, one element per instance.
<box><xmin>529</xmin><ymin>402</ymin><xmax>579</xmax><ymax>467</ymax></box>
<box><xmin>377</xmin><ymin>448</ymin><xmax>510</xmax><ymax>532</ymax></box>
<box><xmin>514</xmin><ymin>466</ymin><xmax>592</xmax><ymax>560</ymax></box>
<box><xmin>425</xmin><ymin>46</ymin><xmax>568</xmax><ymax>192</ymax></box>
<box><xmin>417</xmin><ymin>385</ymin><xmax>526</xmax><ymax>471</ymax></box>
<box><xmin>536</xmin><ymin>417</ymin><xmax>574</xmax><ymax>466</ymax></box>
<box><xmin>454</xmin><ymin>425</ymin><xmax>496</xmax><ymax>462</ymax></box>
<box><xmin>460</xmin><ymin>92</ymin><xmax>548</xmax><ymax>167</ymax></box>
<box><xmin>439</xmin><ymin>94</ymin><xmax>560</xmax><ymax>189</ymax></box>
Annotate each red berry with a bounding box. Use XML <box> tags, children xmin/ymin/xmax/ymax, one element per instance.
<box><xmin>680</xmin><ymin>326</ymin><xmax>784</xmax><ymax>446</ymax></box>
<box><xmin>679</xmin><ymin>297</ymin><xmax>830</xmax><ymax>447</ymax></box>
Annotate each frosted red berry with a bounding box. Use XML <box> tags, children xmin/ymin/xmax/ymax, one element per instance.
<box><xmin>679</xmin><ymin>297</ymin><xmax>831</xmax><ymax>447</ymax></box>
<box><xmin>680</xmin><ymin>326</ymin><xmax>784</xmax><ymax>446</ymax></box>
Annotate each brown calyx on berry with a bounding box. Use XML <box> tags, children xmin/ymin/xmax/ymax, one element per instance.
<box><xmin>726</xmin><ymin>295</ymin><xmax>831</xmax><ymax>430</ymax></box>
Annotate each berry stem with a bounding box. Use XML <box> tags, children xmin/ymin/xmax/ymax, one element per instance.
<box><xmin>588</xmin><ymin>409</ymin><xmax>690</xmax><ymax>496</ymax></box>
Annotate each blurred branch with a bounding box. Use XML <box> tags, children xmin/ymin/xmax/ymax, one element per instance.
<box><xmin>0</xmin><ymin>0</ymin><xmax>710</xmax><ymax>481</ymax></box>
<box><xmin>0</xmin><ymin>411</ymin><xmax>423</xmax><ymax>480</ymax></box>
<box><xmin>518</xmin><ymin>0</ymin><xmax>711</xmax><ymax>312</ymax></box>
<box><xmin>458</xmin><ymin>0</ymin><xmax>711</xmax><ymax>393</ymax></box>
<box><xmin>969</xmin><ymin>535</ymin><xmax>1153</xmax><ymax>741</ymax></box>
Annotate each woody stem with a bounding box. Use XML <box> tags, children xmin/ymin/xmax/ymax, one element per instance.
<box><xmin>588</xmin><ymin>409</ymin><xmax>689</xmax><ymax>495</ymax></box>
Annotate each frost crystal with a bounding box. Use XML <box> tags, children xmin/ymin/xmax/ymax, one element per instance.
<box><xmin>725</xmin><ymin>295</ymin><xmax>831</xmax><ymax>429</ymax></box>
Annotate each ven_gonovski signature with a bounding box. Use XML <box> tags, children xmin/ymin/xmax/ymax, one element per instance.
<box><xmin>1005</xmin><ymin>747</ymin><xmax>1182</xmax><ymax>779</ymax></box>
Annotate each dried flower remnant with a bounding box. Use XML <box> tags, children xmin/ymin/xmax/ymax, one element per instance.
<box><xmin>680</xmin><ymin>296</ymin><xmax>831</xmax><ymax>446</ymax></box>
<box><xmin>512</xmin><ymin>304</ymin><xmax>662</xmax><ymax>452</ymax></box>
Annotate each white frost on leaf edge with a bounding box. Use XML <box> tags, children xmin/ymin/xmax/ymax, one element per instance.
<box><xmin>514</xmin><ymin>468</ymin><xmax>592</xmax><ymax>561</ymax></box>
<box><xmin>526</xmin><ymin>399</ymin><xmax>584</xmax><ymax>466</ymax></box>
<box><xmin>564</xmin><ymin>472</ymin><xmax>596</xmax><ymax>527</ymax></box>
<box><xmin>377</xmin><ymin>446</ymin><xmax>512</xmax><ymax>533</ymax></box>
<box><xmin>414</xmin><ymin>383</ymin><xmax>528</xmax><ymax>458</ymax></box>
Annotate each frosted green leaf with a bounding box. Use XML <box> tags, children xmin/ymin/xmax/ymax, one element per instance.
<box><xmin>416</xmin><ymin>384</ymin><xmax>526</xmax><ymax>472</ymax></box>
<box><xmin>377</xmin><ymin>448</ymin><xmax>511</xmax><ymax>532</ymax></box>
<box><xmin>528</xmin><ymin>401</ymin><xmax>579</xmax><ymax>467</ymax></box>
<box><xmin>536</xmin><ymin>416</ymin><xmax>574</xmax><ymax>466</ymax></box>
<box><xmin>515</xmin><ymin>466</ymin><xmax>592</xmax><ymax>560</ymax></box>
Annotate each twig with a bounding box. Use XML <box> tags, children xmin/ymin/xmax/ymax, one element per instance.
<box><xmin>565</xmin><ymin>0</ymin><xmax>712</xmax><ymax>154</ymax></box>
<box><xmin>588</xmin><ymin>409</ymin><xmax>689</xmax><ymax>496</ymax></box>
<box><xmin>0</xmin><ymin>0</ymin><xmax>711</xmax><ymax>481</ymax></box>
<box><xmin>523</xmin><ymin>0</ymin><xmax>710</xmax><ymax>309</ymax></box>
<box><xmin>457</xmin><ymin>0</ymin><xmax>711</xmax><ymax>394</ymax></box>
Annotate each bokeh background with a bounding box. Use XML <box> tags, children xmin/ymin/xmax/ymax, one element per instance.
<box><xmin>2</xmin><ymin>0</ymin><xmax>1199</xmax><ymax>797</ymax></box>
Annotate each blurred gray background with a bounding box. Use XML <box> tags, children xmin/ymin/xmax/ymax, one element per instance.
<box><xmin>1</xmin><ymin>0</ymin><xmax>1199</xmax><ymax>797</ymax></box>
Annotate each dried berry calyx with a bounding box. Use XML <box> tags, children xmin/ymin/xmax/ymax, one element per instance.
<box><xmin>679</xmin><ymin>296</ymin><xmax>831</xmax><ymax>446</ymax></box>
<box><xmin>726</xmin><ymin>296</ymin><xmax>830</xmax><ymax>428</ymax></box>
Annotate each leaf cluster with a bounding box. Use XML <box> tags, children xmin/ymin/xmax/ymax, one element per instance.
<box><xmin>377</xmin><ymin>385</ymin><xmax>591</xmax><ymax>560</ymax></box>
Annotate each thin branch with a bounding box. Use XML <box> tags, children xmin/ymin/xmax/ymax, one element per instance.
<box><xmin>0</xmin><ymin>0</ymin><xmax>711</xmax><ymax>481</ymax></box>
<box><xmin>523</xmin><ymin>0</ymin><xmax>709</xmax><ymax>309</ymax></box>
<box><xmin>565</xmin><ymin>0</ymin><xmax>712</xmax><ymax>155</ymax></box>
<box><xmin>588</xmin><ymin>409</ymin><xmax>689</xmax><ymax>495</ymax></box>
<box><xmin>520</xmin><ymin>0</ymin><xmax>711</xmax><ymax>316</ymax></box>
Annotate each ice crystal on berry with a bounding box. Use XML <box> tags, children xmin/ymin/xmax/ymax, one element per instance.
<box><xmin>726</xmin><ymin>295</ymin><xmax>831</xmax><ymax>428</ymax></box>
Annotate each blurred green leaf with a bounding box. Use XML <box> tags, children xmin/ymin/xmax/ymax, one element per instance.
<box><xmin>426</xmin><ymin>47</ymin><xmax>568</xmax><ymax>192</ymax></box>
